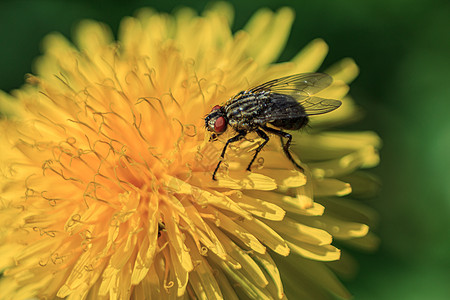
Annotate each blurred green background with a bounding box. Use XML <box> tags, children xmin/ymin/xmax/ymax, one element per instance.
<box><xmin>1</xmin><ymin>0</ymin><xmax>449</xmax><ymax>298</ymax></box>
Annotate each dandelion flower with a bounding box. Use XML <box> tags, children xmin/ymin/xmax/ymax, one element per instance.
<box><xmin>0</xmin><ymin>3</ymin><xmax>380</xmax><ymax>299</ymax></box>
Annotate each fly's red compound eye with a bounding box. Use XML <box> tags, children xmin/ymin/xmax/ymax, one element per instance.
<box><xmin>211</xmin><ymin>105</ymin><xmax>221</xmax><ymax>111</ymax></box>
<box><xmin>214</xmin><ymin>116</ymin><xmax>226</xmax><ymax>133</ymax></box>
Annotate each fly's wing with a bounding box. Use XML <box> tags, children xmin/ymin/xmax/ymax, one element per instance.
<box><xmin>250</xmin><ymin>73</ymin><xmax>341</xmax><ymax>116</ymax></box>
<box><xmin>251</xmin><ymin>94</ymin><xmax>306</xmax><ymax>124</ymax></box>
<box><xmin>300</xmin><ymin>96</ymin><xmax>342</xmax><ymax>116</ymax></box>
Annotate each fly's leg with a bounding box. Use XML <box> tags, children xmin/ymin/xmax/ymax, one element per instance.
<box><xmin>261</xmin><ymin>125</ymin><xmax>304</xmax><ymax>172</ymax></box>
<box><xmin>246</xmin><ymin>129</ymin><xmax>269</xmax><ymax>172</ymax></box>
<box><xmin>212</xmin><ymin>131</ymin><xmax>246</xmax><ymax>180</ymax></box>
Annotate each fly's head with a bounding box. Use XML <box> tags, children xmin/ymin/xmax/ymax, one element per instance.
<box><xmin>205</xmin><ymin>105</ymin><xmax>228</xmax><ymax>141</ymax></box>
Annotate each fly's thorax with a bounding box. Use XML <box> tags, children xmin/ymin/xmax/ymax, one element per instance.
<box><xmin>222</xmin><ymin>92</ymin><xmax>271</xmax><ymax>131</ymax></box>
<box><xmin>227</xmin><ymin>118</ymin><xmax>257</xmax><ymax>131</ymax></box>
<box><xmin>225</xmin><ymin>93</ymin><xmax>268</xmax><ymax>117</ymax></box>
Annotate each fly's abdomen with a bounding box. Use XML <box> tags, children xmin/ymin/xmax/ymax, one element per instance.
<box><xmin>270</xmin><ymin>116</ymin><xmax>308</xmax><ymax>130</ymax></box>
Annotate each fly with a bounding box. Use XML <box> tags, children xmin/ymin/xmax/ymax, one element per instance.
<box><xmin>205</xmin><ymin>73</ymin><xmax>341</xmax><ymax>180</ymax></box>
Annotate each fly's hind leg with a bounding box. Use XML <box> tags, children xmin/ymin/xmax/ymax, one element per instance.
<box><xmin>261</xmin><ymin>125</ymin><xmax>304</xmax><ymax>172</ymax></box>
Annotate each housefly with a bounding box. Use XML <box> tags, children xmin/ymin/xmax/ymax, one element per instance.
<box><xmin>205</xmin><ymin>73</ymin><xmax>341</xmax><ymax>180</ymax></box>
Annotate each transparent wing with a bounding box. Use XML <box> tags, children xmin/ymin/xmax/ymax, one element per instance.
<box><xmin>250</xmin><ymin>73</ymin><xmax>333</xmax><ymax>96</ymax></box>
<box><xmin>249</xmin><ymin>73</ymin><xmax>341</xmax><ymax>115</ymax></box>
<box><xmin>300</xmin><ymin>96</ymin><xmax>342</xmax><ymax>115</ymax></box>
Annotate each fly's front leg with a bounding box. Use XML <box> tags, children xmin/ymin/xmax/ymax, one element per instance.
<box><xmin>212</xmin><ymin>130</ymin><xmax>246</xmax><ymax>180</ymax></box>
<box><xmin>246</xmin><ymin>128</ymin><xmax>269</xmax><ymax>172</ymax></box>
<box><xmin>261</xmin><ymin>125</ymin><xmax>304</xmax><ymax>172</ymax></box>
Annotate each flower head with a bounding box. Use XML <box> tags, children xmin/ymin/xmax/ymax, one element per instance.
<box><xmin>0</xmin><ymin>3</ymin><xmax>380</xmax><ymax>299</ymax></box>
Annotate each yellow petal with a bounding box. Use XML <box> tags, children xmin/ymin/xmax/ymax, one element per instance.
<box><xmin>212</xmin><ymin>229</ymin><xmax>269</xmax><ymax>288</ymax></box>
<box><xmin>298</xmin><ymin>214</ymin><xmax>369</xmax><ymax>239</ymax></box>
<box><xmin>163</xmin><ymin>208</ymin><xmax>194</xmax><ymax>274</ymax></box>
<box><xmin>209</xmin><ymin>267</ymin><xmax>239</xmax><ymax>300</ymax></box>
<box><xmin>59</xmin><ymin>248</ymin><xmax>105</xmax><ymax>297</ymax></box>
<box><xmin>244</xmin><ymin>190</ymin><xmax>323</xmax><ymax>216</ymax></box>
<box><xmin>252</xmin><ymin>252</ymin><xmax>284</xmax><ymax>299</ymax></box>
<box><xmin>115</xmin><ymin>263</ymin><xmax>133</xmax><ymax>299</ymax></box>
<box><xmin>266</xmin><ymin>217</ymin><xmax>332</xmax><ymax>246</ymax></box>
<box><xmin>0</xmin><ymin>278</ymin><xmax>19</xmax><ymax>300</ymax></box>
<box><xmin>340</xmin><ymin>171</ymin><xmax>381</xmax><ymax>198</ymax></box>
<box><xmin>256</xmin><ymin>169</ymin><xmax>306</xmax><ymax>188</ymax></box>
<box><xmin>326</xmin><ymin>58</ymin><xmax>359</xmax><ymax>84</ymax></box>
<box><xmin>191</xmin><ymin>171</ymin><xmax>277</xmax><ymax>191</ymax></box>
<box><xmin>0</xmin><ymin>244</ymin><xmax>22</xmax><ymax>271</ymax></box>
<box><xmin>131</xmin><ymin>235</ymin><xmax>151</xmax><ymax>285</ymax></box>
<box><xmin>110</xmin><ymin>232</ymin><xmax>136</xmax><ymax>269</ymax></box>
<box><xmin>309</xmin><ymin>146</ymin><xmax>380</xmax><ymax>178</ymax></box>
<box><xmin>317</xmin><ymin>196</ymin><xmax>378</xmax><ymax>226</ymax></box>
<box><xmin>244</xmin><ymin>7</ymin><xmax>294</xmax><ymax>65</ymax></box>
<box><xmin>203</xmin><ymin>2</ymin><xmax>234</xmax><ymax>45</ymax></box>
<box><xmin>231</xmin><ymin>192</ymin><xmax>286</xmax><ymax>221</ymax></box>
<box><xmin>75</xmin><ymin>20</ymin><xmax>113</xmax><ymax>53</ymax></box>
<box><xmin>212</xmin><ymin>209</ymin><xmax>266</xmax><ymax>254</ymax></box>
<box><xmin>279</xmin><ymin>255</ymin><xmax>352</xmax><ymax>299</ymax></box>
<box><xmin>292</xmin><ymin>38</ymin><xmax>329</xmax><ymax>72</ymax></box>
<box><xmin>313</xmin><ymin>178</ymin><xmax>352</xmax><ymax>197</ymax></box>
<box><xmin>237</xmin><ymin>217</ymin><xmax>290</xmax><ymax>256</ymax></box>
<box><xmin>168</xmin><ymin>241</ymin><xmax>189</xmax><ymax>296</ymax></box>
<box><xmin>210</xmin><ymin>255</ymin><xmax>273</xmax><ymax>300</ymax></box>
<box><xmin>294</xmin><ymin>131</ymin><xmax>382</xmax><ymax>161</ymax></box>
<box><xmin>242</xmin><ymin>147</ymin><xmax>298</xmax><ymax>171</ymax></box>
<box><xmin>35</xmin><ymin>33</ymin><xmax>76</xmax><ymax>77</ymax></box>
<box><xmin>0</xmin><ymin>90</ymin><xmax>23</xmax><ymax>117</ymax></box>
<box><xmin>288</xmin><ymin>241</ymin><xmax>341</xmax><ymax>261</ymax></box>
<box><xmin>341</xmin><ymin>232</ymin><xmax>380</xmax><ymax>251</ymax></box>
<box><xmin>135</xmin><ymin>262</ymin><xmax>162</xmax><ymax>299</ymax></box>
<box><xmin>165</xmin><ymin>175</ymin><xmax>252</xmax><ymax>219</ymax></box>
<box><xmin>186</xmin><ymin>238</ymin><xmax>224</xmax><ymax>300</ymax></box>
<box><xmin>183</xmin><ymin>204</ymin><xmax>228</xmax><ymax>259</ymax></box>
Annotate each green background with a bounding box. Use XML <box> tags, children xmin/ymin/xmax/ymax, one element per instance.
<box><xmin>1</xmin><ymin>0</ymin><xmax>449</xmax><ymax>298</ymax></box>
